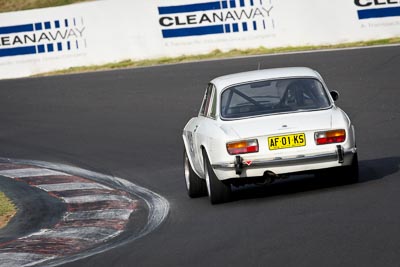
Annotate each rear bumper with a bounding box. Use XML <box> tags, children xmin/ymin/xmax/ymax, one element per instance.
<box><xmin>212</xmin><ymin>145</ymin><xmax>357</xmax><ymax>180</ymax></box>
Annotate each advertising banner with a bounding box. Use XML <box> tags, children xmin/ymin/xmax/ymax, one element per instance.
<box><xmin>0</xmin><ymin>0</ymin><xmax>399</xmax><ymax>79</ymax></box>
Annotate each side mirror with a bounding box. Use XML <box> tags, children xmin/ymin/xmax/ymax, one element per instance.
<box><xmin>330</xmin><ymin>90</ymin><xmax>339</xmax><ymax>101</ymax></box>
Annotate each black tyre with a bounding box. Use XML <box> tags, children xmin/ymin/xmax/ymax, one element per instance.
<box><xmin>203</xmin><ymin>150</ymin><xmax>231</xmax><ymax>204</ymax></box>
<box><xmin>348</xmin><ymin>153</ymin><xmax>359</xmax><ymax>183</ymax></box>
<box><xmin>184</xmin><ymin>150</ymin><xmax>207</xmax><ymax>198</ymax></box>
<box><xmin>337</xmin><ymin>153</ymin><xmax>359</xmax><ymax>184</ymax></box>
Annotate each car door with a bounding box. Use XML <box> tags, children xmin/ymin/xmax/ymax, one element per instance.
<box><xmin>191</xmin><ymin>83</ymin><xmax>216</xmax><ymax>175</ymax></box>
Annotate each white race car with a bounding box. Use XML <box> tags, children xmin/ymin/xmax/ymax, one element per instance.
<box><xmin>183</xmin><ymin>67</ymin><xmax>358</xmax><ymax>204</ymax></box>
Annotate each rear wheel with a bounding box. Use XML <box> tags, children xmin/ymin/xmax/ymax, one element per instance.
<box><xmin>203</xmin><ymin>150</ymin><xmax>231</xmax><ymax>204</ymax></box>
<box><xmin>184</xmin><ymin>150</ymin><xmax>207</xmax><ymax>198</ymax></box>
<box><xmin>348</xmin><ymin>153</ymin><xmax>359</xmax><ymax>183</ymax></box>
<box><xmin>337</xmin><ymin>153</ymin><xmax>359</xmax><ymax>184</ymax></box>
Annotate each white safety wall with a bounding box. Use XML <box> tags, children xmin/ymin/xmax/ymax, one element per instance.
<box><xmin>1</xmin><ymin>0</ymin><xmax>400</xmax><ymax>79</ymax></box>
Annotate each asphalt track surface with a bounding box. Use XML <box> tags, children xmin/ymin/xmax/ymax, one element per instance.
<box><xmin>0</xmin><ymin>45</ymin><xmax>399</xmax><ymax>266</ymax></box>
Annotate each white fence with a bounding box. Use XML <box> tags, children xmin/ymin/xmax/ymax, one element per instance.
<box><xmin>1</xmin><ymin>0</ymin><xmax>400</xmax><ymax>79</ymax></box>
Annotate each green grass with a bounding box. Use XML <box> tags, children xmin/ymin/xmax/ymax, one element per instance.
<box><xmin>40</xmin><ymin>37</ymin><xmax>400</xmax><ymax>76</ymax></box>
<box><xmin>0</xmin><ymin>0</ymin><xmax>92</xmax><ymax>13</ymax></box>
<box><xmin>0</xmin><ymin>191</ymin><xmax>16</xmax><ymax>229</ymax></box>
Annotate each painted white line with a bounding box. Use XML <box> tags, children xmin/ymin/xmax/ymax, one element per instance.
<box><xmin>0</xmin><ymin>252</ymin><xmax>55</xmax><ymax>267</ymax></box>
<box><xmin>0</xmin><ymin>168</ymin><xmax>67</xmax><ymax>178</ymax></box>
<box><xmin>63</xmin><ymin>194</ymin><xmax>133</xmax><ymax>204</ymax></box>
<box><xmin>64</xmin><ymin>209</ymin><xmax>133</xmax><ymax>221</ymax></box>
<box><xmin>36</xmin><ymin>182</ymin><xmax>111</xmax><ymax>192</ymax></box>
<box><xmin>30</xmin><ymin>227</ymin><xmax>121</xmax><ymax>242</ymax></box>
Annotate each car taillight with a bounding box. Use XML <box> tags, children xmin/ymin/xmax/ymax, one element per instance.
<box><xmin>227</xmin><ymin>139</ymin><xmax>259</xmax><ymax>155</ymax></box>
<box><xmin>315</xmin><ymin>129</ymin><xmax>346</xmax><ymax>145</ymax></box>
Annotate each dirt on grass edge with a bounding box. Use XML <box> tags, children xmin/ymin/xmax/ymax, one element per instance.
<box><xmin>0</xmin><ymin>192</ymin><xmax>16</xmax><ymax>229</ymax></box>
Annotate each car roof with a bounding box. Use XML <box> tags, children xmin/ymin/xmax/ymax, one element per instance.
<box><xmin>210</xmin><ymin>67</ymin><xmax>323</xmax><ymax>91</ymax></box>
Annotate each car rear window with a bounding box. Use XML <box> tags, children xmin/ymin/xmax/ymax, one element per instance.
<box><xmin>220</xmin><ymin>78</ymin><xmax>331</xmax><ymax>119</ymax></box>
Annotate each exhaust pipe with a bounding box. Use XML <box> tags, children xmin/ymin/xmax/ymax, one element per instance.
<box><xmin>256</xmin><ymin>171</ymin><xmax>277</xmax><ymax>185</ymax></box>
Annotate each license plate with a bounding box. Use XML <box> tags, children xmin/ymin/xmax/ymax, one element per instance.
<box><xmin>268</xmin><ymin>133</ymin><xmax>306</xmax><ymax>150</ymax></box>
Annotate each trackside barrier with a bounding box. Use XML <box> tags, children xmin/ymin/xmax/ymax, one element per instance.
<box><xmin>0</xmin><ymin>0</ymin><xmax>400</xmax><ymax>79</ymax></box>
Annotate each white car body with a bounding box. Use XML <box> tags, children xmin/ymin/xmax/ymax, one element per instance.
<box><xmin>183</xmin><ymin>67</ymin><xmax>357</xmax><ymax>204</ymax></box>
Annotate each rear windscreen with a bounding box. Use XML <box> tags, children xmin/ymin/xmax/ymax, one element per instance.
<box><xmin>220</xmin><ymin>78</ymin><xmax>331</xmax><ymax>119</ymax></box>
